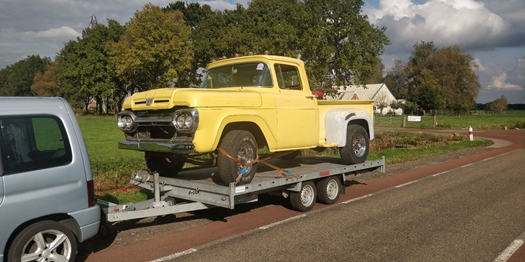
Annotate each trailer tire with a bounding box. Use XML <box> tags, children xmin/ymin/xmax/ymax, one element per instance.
<box><xmin>339</xmin><ymin>125</ymin><xmax>369</xmax><ymax>164</ymax></box>
<box><xmin>290</xmin><ymin>181</ymin><xmax>317</xmax><ymax>212</ymax></box>
<box><xmin>217</xmin><ymin>130</ymin><xmax>258</xmax><ymax>185</ymax></box>
<box><xmin>145</xmin><ymin>153</ymin><xmax>185</xmax><ymax>177</ymax></box>
<box><xmin>8</xmin><ymin>220</ymin><xmax>77</xmax><ymax>262</ymax></box>
<box><xmin>316</xmin><ymin>177</ymin><xmax>342</xmax><ymax>204</ymax></box>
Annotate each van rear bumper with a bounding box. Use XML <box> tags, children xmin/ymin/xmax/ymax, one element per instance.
<box><xmin>68</xmin><ymin>205</ymin><xmax>101</xmax><ymax>242</ymax></box>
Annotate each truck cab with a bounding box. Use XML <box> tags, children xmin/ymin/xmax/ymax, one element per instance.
<box><xmin>0</xmin><ymin>97</ymin><xmax>100</xmax><ymax>262</ymax></box>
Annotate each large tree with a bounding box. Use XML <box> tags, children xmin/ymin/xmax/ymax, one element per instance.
<box><xmin>0</xmin><ymin>55</ymin><xmax>50</xmax><ymax>96</ymax></box>
<box><xmin>31</xmin><ymin>62</ymin><xmax>62</xmax><ymax>97</ymax></box>
<box><xmin>56</xmin><ymin>19</ymin><xmax>125</xmax><ymax>113</ymax></box>
<box><xmin>110</xmin><ymin>4</ymin><xmax>193</xmax><ymax>90</ymax></box>
<box><xmin>404</xmin><ymin>41</ymin><xmax>480</xmax><ymax>115</ymax></box>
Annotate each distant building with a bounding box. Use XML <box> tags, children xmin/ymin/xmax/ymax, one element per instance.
<box><xmin>331</xmin><ymin>83</ymin><xmax>404</xmax><ymax>115</ymax></box>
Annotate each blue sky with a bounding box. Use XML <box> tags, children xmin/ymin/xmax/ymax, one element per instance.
<box><xmin>0</xmin><ymin>0</ymin><xmax>524</xmax><ymax>103</ymax></box>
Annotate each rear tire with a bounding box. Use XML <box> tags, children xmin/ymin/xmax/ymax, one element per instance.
<box><xmin>316</xmin><ymin>177</ymin><xmax>342</xmax><ymax>204</ymax></box>
<box><xmin>339</xmin><ymin>125</ymin><xmax>369</xmax><ymax>164</ymax></box>
<box><xmin>217</xmin><ymin>130</ymin><xmax>258</xmax><ymax>185</ymax></box>
<box><xmin>289</xmin><ymin>181</ymin><xmax>317</xmax><ymax>212</ymax></box>
<box><xmin>145</xmin><ymin>153</ymin><xmax>185</xmax><ymax>177</ymax></box>
<box><xmin>8</xmin><ymin>220</ymin><xmax>77</xmax><ymax>262</ymax></box>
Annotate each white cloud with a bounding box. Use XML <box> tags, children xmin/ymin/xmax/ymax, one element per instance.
<box><xmin>20</xmin><ymin>27</ymin><xmax>81</xmax><ymax>40</ymax></box>
<box><xmin>365</xmin><ymin>0</ymin><xmax>519</xmax><ymax>54</ymax></box>
<box><xmin>487</xmin><ymin>72</ymin><xmax>523</xmax><ymax>90</ymax></box>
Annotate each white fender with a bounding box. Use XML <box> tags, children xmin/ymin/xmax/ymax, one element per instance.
<box><xmin>325</xmin><ymin>108</ymin><xmax>374</xmax><ymax>147</ymax></box>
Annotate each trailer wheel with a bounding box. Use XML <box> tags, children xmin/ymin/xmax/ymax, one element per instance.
<box><xmin>289</xmin><ymin>181</ymin><xmax>317</xmax><ymax>212</ymax></box>
<box><xmin>145</xmin><ymin>153</ymin><xmax>185</xmax><ymax>177</ymax></box>
<box><xmin>217</xmin><ymin>130</ymin><xmax>258</xmax><ymax>185</ymax></box>
<box><xmin>8</xmin><ymin>220</ymin><xmax>77</xmax><ymax>262</ymax></box>
<box><xmin>316</xmin><ymin>177</ymin><xmax>342</xmax><ymax>204</ymax></box>
<box><xmin>339</xmin><ymin>125</ymin><xmax>369</xmax><ymax>164</ymax></box>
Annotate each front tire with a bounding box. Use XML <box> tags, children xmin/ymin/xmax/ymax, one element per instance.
<box><xmin>145</xmin><ymin>153</ymin><xmax>185</xmax><ymax>177</ymax></box>
<box><xmin>217</xmin><ymin>130</ymin><xmax>258</xmax><ymax>185</ymax></box>
<box><xmin>8</xmin><ymin>220</ymin><xmax>77</xmax><ymax>262</ymax></box>
<box><xmin>289</xmin><ymin>181</ymin><xmax>317</xmax><ymax>212</ymax></box>
<box><xmin>339</xmin><ymin>125</ymin><xmax>369</xmax><ymax>164</ymax></box>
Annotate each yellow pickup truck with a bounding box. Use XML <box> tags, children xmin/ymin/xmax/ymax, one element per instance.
<box><xmin>117</xmin><ymin>55</ymin><xmax>374</xmax><ymax>185</ymax></box>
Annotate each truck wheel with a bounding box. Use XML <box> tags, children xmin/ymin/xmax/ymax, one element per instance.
<box><xmin>339</xmin><ymin>125</ymin><xmax>369</xmax><ymax>164</ymax></box>
<box><xmin>316</xmin><ymin>177</ymin><xmax>342</xmax><ymax>204</ymax></box>
<box><xmin>145</xmin><ymin>153</ymin><xmax>185</xmax><ymax>177</ymax></box>
<box><xmin>289</xmin><ymin>181</ymin><xmax>317</xmax><ymax>212</ymax></box>
<box><xmin>217</xmin><ymin>130</ymin><xmax>258</xmax><ymax>185</ymax></box>
<box><xmin>8</xmin><ymin>220</ymin><xmax>77</xmax><ymax>262</ymax></box>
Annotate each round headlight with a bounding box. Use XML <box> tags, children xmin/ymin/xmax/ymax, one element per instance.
<box><xmin>184</xmin><ymin>115</ymin><xmax>193</xmax><ymax>128</ymax></box>
<box><xmin>175</xmin><ymin>114</ymin><xmax>186</xmax><ymax>129</ymax></box>
<box><xmin>118</xmin><ymin>115</ymin><xmax>133</xmax><ymax>131</ymax></box>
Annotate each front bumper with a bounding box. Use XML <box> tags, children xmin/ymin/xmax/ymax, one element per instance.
<box><xmin>118</xmin><ymin>140</ymin><xmax>195</xmax><ymax>154</ymax></box>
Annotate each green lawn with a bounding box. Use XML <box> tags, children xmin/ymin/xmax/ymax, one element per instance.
<box><xmin>374</xmin><ymin>110</ymin><xmax>525</xmax><ymax>130</ymax></box>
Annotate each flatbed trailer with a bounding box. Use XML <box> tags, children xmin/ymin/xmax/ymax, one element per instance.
<box><xmin>99</xmin><ymin>157</ymin><xmax>385</xmax><ymax>222</ymax></box>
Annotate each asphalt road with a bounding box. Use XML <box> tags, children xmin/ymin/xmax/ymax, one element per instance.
<box><xmin>83</xmin><ymin>129</ymin><xmax>525</xmax><ymax>262</ymax></box>
<box><xmin>173</xmin><ymin>148</ymin><xmax>525</xmax><ymax>262</ymax></box>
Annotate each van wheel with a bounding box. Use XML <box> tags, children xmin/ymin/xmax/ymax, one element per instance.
<box><xmin>290</xmin><ymin>181</ymin><xmax>317</xmax><ymax>212</ymax></box>
<box><xmin>339</xmin><ymin>125</ymin><xmax>369</xmax><ymax>164</ymax></box>
<box><xmin>145</xmin><ymin>153</ymin><xmax>185</xmax><ymax>177</ymax></box>
<box><xmin>8</xmin><ymin>220</ymin><xmax>77</xmax><ymax>262</ymax></box>
<box><xmin>316</xmin><ymin>177</ymin><xmax>342</xmax><ymax>204</ymax></box>
<box><xmin>217</xmin><ymin>130</ymin><xmax>258</xmax><ymax>185</ymax></box>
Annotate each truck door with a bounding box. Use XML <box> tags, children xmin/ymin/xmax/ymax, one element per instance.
<box><xmin>274</xmin><ymin>63</ymin><xmax>319</xmax><ymax>149</ymax></box>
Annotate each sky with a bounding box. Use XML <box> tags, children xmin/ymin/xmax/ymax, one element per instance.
<box><xmin>0</xmin><ymin>0</ymin><xmax>524</xmax><ymax>104</ymax></box>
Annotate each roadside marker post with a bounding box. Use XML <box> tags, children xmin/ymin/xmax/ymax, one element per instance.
<box><xmin>469</xmin><ymin>126</ymin><xmax>474</xmax><ymax>141</ymax></box>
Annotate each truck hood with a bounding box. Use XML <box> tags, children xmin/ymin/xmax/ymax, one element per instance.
<box><xmin>122</xmin><ymin>88</ymin><xmax>263</xmax><ymax>111</ymax></box>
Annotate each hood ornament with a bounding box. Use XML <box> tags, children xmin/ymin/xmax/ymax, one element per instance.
<box><xmin>146</xmin><ymin>97</ymin><xmax>153</xmax><ymax>106</ymax></box>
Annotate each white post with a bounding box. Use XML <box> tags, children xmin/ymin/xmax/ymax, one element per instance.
<box><xmin>469</xmin><ymin>126</ymin><xmax>473</xmax><ymax>141</ymax></box>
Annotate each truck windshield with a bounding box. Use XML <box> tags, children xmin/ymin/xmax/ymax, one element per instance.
<box><xmin>200</xmin><ymin>62</ymin><xmax>273</xmax><ymax>88</ymax></box>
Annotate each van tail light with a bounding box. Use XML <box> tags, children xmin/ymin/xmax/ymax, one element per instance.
<box><xmin>87</xmin><ymin>180</ymin><xmax>96</xmax><ymax>207</ymax></box>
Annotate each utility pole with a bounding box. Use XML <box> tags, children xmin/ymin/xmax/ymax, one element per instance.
<box><xmin>89</xmin><ymin>15</ymin><xmax>97</xmax><ymax>29</ymax></box>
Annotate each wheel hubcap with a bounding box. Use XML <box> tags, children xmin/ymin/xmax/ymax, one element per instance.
<box><xmin>237</xmin><ymin>142</ymin><xmax>255</xmax><ymax>175</ymax></box>
<box><xmin>352</xmin><ymin>133</ymin><xmax>367</xmax><ymax>157</ymax></box>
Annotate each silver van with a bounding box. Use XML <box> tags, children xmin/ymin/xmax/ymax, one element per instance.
<box><xmin>0</xmin><ymin>97</ymin><xmax>100</xmax><ymax>261</ymax></box>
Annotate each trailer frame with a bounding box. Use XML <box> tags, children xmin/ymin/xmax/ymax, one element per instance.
<box><xmin>99</xmin><ymin>157</ymin><xmax>385</xmax><ymax>222</ymax></box>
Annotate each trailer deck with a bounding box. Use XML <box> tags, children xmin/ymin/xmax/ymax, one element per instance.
<box><xmin>99</xmin><ymin>157</ymin><xmax>385</xmax><ymax>222</ymax></box>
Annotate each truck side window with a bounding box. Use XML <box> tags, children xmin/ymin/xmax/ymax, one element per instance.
<box><xmin>0</xmin><ymin>116</ymin><xmax>72</xmax><ymax>174</ymax></box>
<box><xmin>275</xmin><ymin>64</ymin><xmax>302</xmax><ymax>90</ymax></box>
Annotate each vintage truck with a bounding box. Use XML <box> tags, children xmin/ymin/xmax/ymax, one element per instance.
<box><xmin>117</xmin><ymin>55</ymin><xmax>374</xmax><ymax>185</ymax></box>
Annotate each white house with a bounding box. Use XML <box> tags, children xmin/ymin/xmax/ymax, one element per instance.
<box><xmin>331</xmin><ymin>83</ymin><xmax>403</xmax><ymax>115</ymax></box>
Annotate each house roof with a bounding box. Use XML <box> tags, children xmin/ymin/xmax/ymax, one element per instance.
<box><xmin>334</xmin><ymin>83</ymin><xmax>383</xmax><ymax>100</ymax></box>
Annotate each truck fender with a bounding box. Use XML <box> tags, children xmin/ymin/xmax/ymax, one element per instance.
<box><xmin>325</xmin><ymin>108</ymin><xmax>374</xmax><ymax>147</ymax></box>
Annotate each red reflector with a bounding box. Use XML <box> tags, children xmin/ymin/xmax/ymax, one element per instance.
<box><xmin>320</xmin><ymin>171</ymin><xmax>329</xmax><ymax>177</ymax></box>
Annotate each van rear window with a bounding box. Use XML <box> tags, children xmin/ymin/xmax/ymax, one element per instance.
<box><xmin>0</xmin><ymin>115</ymin><xmax>72</xmax><ymax>174</ymax></box>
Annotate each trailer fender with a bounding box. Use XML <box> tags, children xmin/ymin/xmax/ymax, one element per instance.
<box><xmin>325</xmin><ymin>108</ymin><xmax>374</xmax><ymax>147</ymax></box>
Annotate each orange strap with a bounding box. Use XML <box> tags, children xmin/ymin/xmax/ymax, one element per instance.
<box><xmin>217</xmin><ymin>147</ymin><xmax>299</xmax><ymax>181</ymax></box>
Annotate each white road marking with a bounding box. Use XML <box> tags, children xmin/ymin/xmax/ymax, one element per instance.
<box><xmin>150</xmin><ymin>248</ymin><xmax>198</xmax><ymax>262</ymax></box>
<box><xmin>395</xmin><ymin>181</ymin><xmax>418</xmax><ymax>188</ymax></box>
<box><xmin>342</xmin><ymin>194</ymin><xmax>373</xmax><ymax>204</ymax></box>
<box><xmin>259</xmin><ymin>214</ymin><xmax>307</xmax><ymax>230</ymax></box>
<box><xmin>432</xmin><ymin>171</ymin><xmax>449</xmax><ymax>177</ymax></box>
<box><xmin>494</xmin><ymin>239</ymin><xmax>524</xmax><ymax>262</ymax></box>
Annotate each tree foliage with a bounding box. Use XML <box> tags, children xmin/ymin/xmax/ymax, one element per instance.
<box><xmin>403</xmin><ymin>41</ymin><xmax>480</xmax><ymax>114</ymax></box>
<box><xmin>109</xmin><ymin>4</ymin><xmax>193</xmax><ymax>90</ymax></box>
<box><xmin>0</xmin><ymin>55</ymin><xmax>50</xmax><ymax>96</ymax></box>
<box><xmin>31</xmin><ymin>62</ymin><xmax>62</xmax><ymax>97</ymax></box>
<box><xmin>486</xmin><ymin>95</ymin><xmax>508</xmax><ymax>112</ymax></box>
<box><xmin>56</xmin><ymin>19</ymin><xmax>125</xmax><ymax>113</ymax></box>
